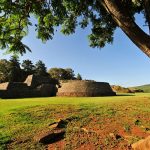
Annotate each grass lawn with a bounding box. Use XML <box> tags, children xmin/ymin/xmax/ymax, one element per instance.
<box><xmin>0</xmin><ymin>93</ymin><xmax>150</xmax><ymax>149</ymax></box>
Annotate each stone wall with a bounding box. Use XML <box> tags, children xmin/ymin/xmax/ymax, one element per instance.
<box><xmin>0</xmin><ymin>75</ymin><xmax>57</xmax><ymax>99</ymax></box>
<box><xmin>57</xmin><ymin>80</ymin><xmax>116</xmax><ymax>97</ymax></box>
<box><xmin>0</xmin><ymin>76</ymin><xmax>116</xmax><ymax>98</ymax></box>
<box><xmin>0</xmin><ymin>84</ymin><xmax>56</xmax><ymax>98</ymax></box>
<box><xmin>24</xmin><ymin>75</ymin><xmax>52</xmax><ymax>87</ymax></box>
<box><xmin>111</xmin><ymin>85</ymin><xmax>134</xmax><ymax>93</ymax></box>
<box><xmin>0</xmin><ymin>82</ymin><xmax>9</xmax><ymax>90</ymax></box>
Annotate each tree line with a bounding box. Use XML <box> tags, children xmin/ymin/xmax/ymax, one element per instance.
<box><xmin>0</xmin><ymin>56</ymin><xmax>82</xmax><ymax>83</ymax></box>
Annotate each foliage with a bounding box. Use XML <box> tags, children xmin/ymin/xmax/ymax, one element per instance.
<box><xmin>65</xmin><ymin>68</ymin><xmax>75</xmax><ymax>80</ymax></box>
<box><xmin>48</xmin><ymin>67</ymin><xmax>75</xmax><ymax>80</ymax></box>
<box><xmin>0</xmin><ymin>0</ymin><xmax>150</xmax><ymax>56</ymax></box>
<box><xmin>0</xmin><ymin>132</ymin><xmax>11</xmax><ymax>150</ymax></box>
<box><xmin>8</xmin><ymin>55</ymin><xmax>22</xmax><ymax>82</ymax></box>
<box><xmin>34</xmin><ymin>60</ymin><xmax>48</xmax><ymax>76</ymax></box>
<box><xmin>76</xmin><ymin>73</ymin><xmax>82</xmax><ymax>80</ymax></box>
<box><xmin>0</xmin><ymin>57</ymin><xmax>23</xmax><ymax>83</ymax></box>
<box><xmin>134</xmin><ymin>119</ymin><xmax>142</xmax><ymax>125</ymax></box>
<box><xmin>0</xmin><ymin>57</ymin><xmax>80</xmax><ymax>83</ymax></box>
<box><xmin>0</xmin><ymin>59</ymin><xmax>10</xmax><ymax>83</ymax></box>
<box><xmin>21</xmin><ymin>59</ymin><xmax>35</xmax><ymax>75</ymax></box>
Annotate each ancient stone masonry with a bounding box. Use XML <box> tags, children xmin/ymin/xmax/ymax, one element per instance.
<box><xmin>24</xmin><ymin>75</ymin><xmax>53</xmax><ymax>88</ymax></box>
<box><xmin>0</xmin><ymin>75</ymin><xmax>57</xmax><ymax>98</ymax></box>
<box><xmin>111</xmin><ymin>85</ymin><xmax>134</xmax><ymax>93</ymax></box>
<box><xmin>57</xmin><ymin>80</ymin><xmax>116</xmax><ymax>97</ymax></box>
<box><xmin>111</xmin><ymin>85</ymin><xmax>144</xmax><ymax>93</ymax></box>
<box><xmin>0</xmin><ymin>77</ymin><xmax>116</xmax><ymax>98</ymax></box>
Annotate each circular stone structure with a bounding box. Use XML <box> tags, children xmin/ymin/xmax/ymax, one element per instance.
<box><xmin>57</xmin><ymin>80</ymin><xmax>116</xmax><ymax>97</ymax></box>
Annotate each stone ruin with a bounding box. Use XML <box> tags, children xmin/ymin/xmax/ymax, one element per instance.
<box><xmin>0</xmin><ymin>75</ymin><xmax>57</xmax><ymax>98</ymax></box>
<box><xmin>57</xmin><ymin>80</ymin><xmax>116</xmax><ymax>97</ymax></box>
<box><xmin>111</xmin><ymin>85</ymin><xmax>144</xmax><ymax>93</ymax></box>
<box><xmin>0</xmin><ymin>77</ymin><xmax>116</xmax><ymax>98</ymax></box>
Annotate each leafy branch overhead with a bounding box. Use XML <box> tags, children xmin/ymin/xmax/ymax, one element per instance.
<box><xmin>0</xmin><ymin>0</ymin><xmax>150</xmax><ymax>57</ymax></box>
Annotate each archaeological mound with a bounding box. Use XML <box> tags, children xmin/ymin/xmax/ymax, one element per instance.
<box><xmin>57</xmin><ymin>80</ymin><xmax>116</xmax><ymax>97</ymax></box>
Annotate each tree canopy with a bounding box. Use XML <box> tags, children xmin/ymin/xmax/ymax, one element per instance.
<box><xmin>34</xmin><ymin>60</ymin><xmax>48</xmax><ymax>76</ymax></box>
<box><xmin>0</xmin><ymin>59</ymin><xmax>10</xmax><ymax>83</ymax></box>
<box><xmin>76</xmin><ymin>73</ymin><xmax>82</xmax><ymax>80</ymax></box>
<box><xmin>0</xmin><ymin>56</ymin><xmax>82</xmax><ymax>83</ymax></box>
<box><xmin>48</xmin><ymin>68</ymin><xmax>75</xmax><ymax>80</ymax></box>
<box><xmin>22</xmin><ymin>59</ymin><xmax>35</xmax><ymax>73</ymax></box>
<box><xmin>0</xmin><ymin>0</ymin><xmax>150</xmax><ymax>57</ymax></box>
<box><xmin>8</xmin><ymin>56</ymin><xmax>22</xmax><ymax>82</ymax></box>
<box><xmin>0</xmin><ymin>58</ymin><xmax>49</xmax><ymax>82</ymax></box>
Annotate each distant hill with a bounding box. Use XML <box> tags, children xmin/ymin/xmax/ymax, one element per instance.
<box><xmin>131</xmin><ymin>84</ymin><xmax>150</xmax><ymax>93</ymax></box>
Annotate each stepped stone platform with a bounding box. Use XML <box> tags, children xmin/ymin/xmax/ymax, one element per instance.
<box><xmin>0</xmin><ymin>75</ymin><xmax>57</xmax><ymax>98</ymax></box>
<box><xmin>57</xmin><ymin>80</ymin><xmax>116</xmax><ymax>97</ymax></box>
<box><xmin>0</xmin><ymin>77</ymin><xmax>116</xmax><ymax>98</ymax></box>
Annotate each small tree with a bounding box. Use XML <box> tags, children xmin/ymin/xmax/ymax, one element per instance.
<box><xmin>48</xmin><ymin>68</ymin><xmax>75</xmax><ymax>80</ymax></box>
<box><xmin>8</xmin><ymin>56</ymin><xmax>22</xmax><ymax>82</ymax></box>
<box><xmin>64</xmin><ymin>68</ymin><xmax>75</xmax><ymax>80</ymax></box>
<box><xmin>0</xmin><ymin>59</ymin><xmax>11</xmax><ymax>83</ymax></box>
<box><xmin>22</xmin><ymin>59</ymin><xmax>35</xmax><ymax>75</ymax></box>
<box><xmin>76</xmin><ymin>73</ymin><xmax>82</xmax><ymax>80</ymax></box>
<box><xmin>48</xmin><ymin>68</ymin><xmax>64</xmax><ymax>80</ymax></box>
<box><xmin>35</xmin><ymin>60</ymin><xmax>48</xmax><ymax>76</ymax></box>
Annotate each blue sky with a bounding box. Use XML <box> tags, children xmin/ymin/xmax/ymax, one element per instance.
<box><xmin>0</xmin><ymin>14</ymin><xmax>150</xmax><ymax>87</ymax></box>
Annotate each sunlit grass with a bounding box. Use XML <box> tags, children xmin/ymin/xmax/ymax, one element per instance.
<box><xmin>0</xmin><ymin>93</ymin><xmax>150</xmax><ymax>149</ymax></box>
<box><xmin>1</xmin><ymin>93</ymin><xmax>149</xmax><ymax>114</ymax></box>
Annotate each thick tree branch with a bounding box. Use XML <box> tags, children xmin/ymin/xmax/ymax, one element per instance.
<box><xmin>143</xmin><ymin>0</ymin><xmax>150</xmax><ymax>34</ymax></box>
<box><xmin>101</xmin><ymin>0</ymin><xmax>150</xmax><ymax>57</ymax></box>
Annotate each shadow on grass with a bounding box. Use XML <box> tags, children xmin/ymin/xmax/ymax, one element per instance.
<box><xmin>40</xmin><ymin>131</ymin><xmax>65</xmax><ymax>144</ymax></box>
<box><xmin>116</xmin><ymin>93</ymin><xmax>135</xmax><ymax>96</ymax></box>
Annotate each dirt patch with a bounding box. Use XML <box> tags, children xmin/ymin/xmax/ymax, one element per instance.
<box><xmin>45</xmin><ymin>103</ymin><xmax>150</xmax><ymax>149</ymax></box>
<box><xmin>5</xmin><ymin>96</ymin><xmax>150</xmax><ymax>150</ymax></box>
<box><xmin>131</xmin><ymin>126</ymin><xmax>150</xmax><ymax>138</ymax></box>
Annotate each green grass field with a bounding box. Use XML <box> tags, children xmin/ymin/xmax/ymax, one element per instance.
<box><xmin>0</xmin><ymin>94</ymin><xmax>135</xmax><ymax>114</ymax></box>
<box><xmin>0</xmin><ymin>93</ymin><xmax>150</xmax><ymax>149</ymax></box>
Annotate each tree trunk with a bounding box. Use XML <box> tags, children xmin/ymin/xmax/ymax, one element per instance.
<box><xmin>143</xmin><ymin>0</ymin><xmax>150</xmax><ymax>33</ymax></box>
<box><xmin>102</xmin><ymin>0</ymin><xmax>150</xmax><ymax>57</ymax></box>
